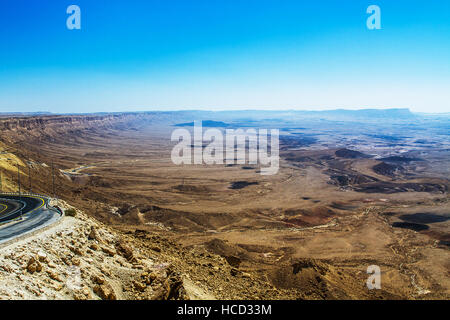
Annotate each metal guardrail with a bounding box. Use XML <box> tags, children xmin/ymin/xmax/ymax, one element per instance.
<box><xmin>0</xmin><ymin>192</ymin><xmax>51</xmax><ymax>199</ymax></box>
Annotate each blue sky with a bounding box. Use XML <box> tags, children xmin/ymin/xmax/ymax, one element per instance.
<box><xmin>0</xmin><ymin>0</ymin><xmax>449</xmax><ymax>113</ymax></box>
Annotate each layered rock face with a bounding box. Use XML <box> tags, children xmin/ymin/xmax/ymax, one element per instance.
<box><xmin>0</xmin><ymin>113</ymin><xmax>151</xmax><ymax>143</ymax></box>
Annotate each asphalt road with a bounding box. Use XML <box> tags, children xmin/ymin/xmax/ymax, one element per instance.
<box><xmin>0</xmin><ymin>194</ymin><xmax>61</xmax><ymax>244</ymax></box>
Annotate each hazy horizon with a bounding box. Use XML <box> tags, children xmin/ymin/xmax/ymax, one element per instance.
<box><xmin>1</xmin><ymin>107</ymin><xmax>450</xmax><ymax>116</ymax></box>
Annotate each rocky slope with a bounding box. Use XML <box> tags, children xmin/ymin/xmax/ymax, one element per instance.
<box><xmin>0</xmin><ymin>200</ymin><xmax>186</xmax><ymax>300</ymax></box>
<box><xmin>0</xmin><ymin>199</ymin><xmax>294</xmax><ymax>300</ymax></box>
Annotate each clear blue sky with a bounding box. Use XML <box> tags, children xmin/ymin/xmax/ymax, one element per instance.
<box><xmin>0</xmin><ymin>0</ymin><xmax>449</xmax><ymax>113</ymax></box>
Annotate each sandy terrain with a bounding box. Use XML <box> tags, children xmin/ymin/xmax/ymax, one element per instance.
<box><xmin>0</xmin><ymin>113</ymin><xmax>448</xmax><ymax>299</ymax></box>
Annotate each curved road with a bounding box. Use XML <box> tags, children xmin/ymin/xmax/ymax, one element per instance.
<box><xmin>0</xmin><ymin>194</ymin><xmax>62</xmax><ymax>244</ymax></box>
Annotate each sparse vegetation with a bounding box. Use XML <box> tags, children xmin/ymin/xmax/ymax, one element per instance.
<box><xmin>65</xmin><ymin>208</ymin><xmax>77</xmax><ymax>217</ymax></box>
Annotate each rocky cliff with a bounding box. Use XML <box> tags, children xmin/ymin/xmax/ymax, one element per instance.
<box><xmin>0</xmin><ymin>114</ymin><xmax>146</xmax><ymax>143</ymax></box>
